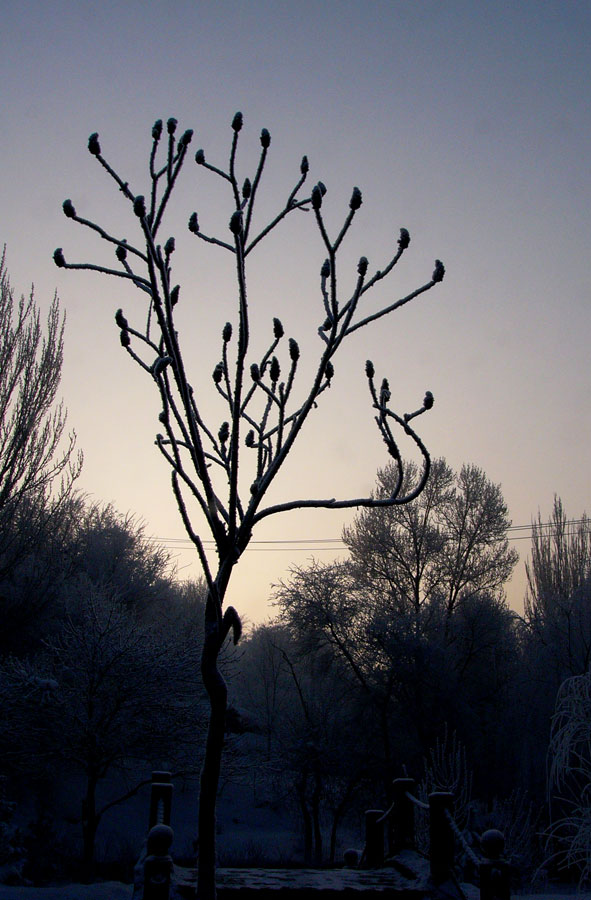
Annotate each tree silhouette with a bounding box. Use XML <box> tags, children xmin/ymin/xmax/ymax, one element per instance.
<box><xmin>55</xmin><ymin>113</ymin><xmax>444</xmax><ymax>897</ymax></box>
<box><xmin>0</xmin><ymin>252</ymin><xmax>82</xmax><ymax>580</ymax></box>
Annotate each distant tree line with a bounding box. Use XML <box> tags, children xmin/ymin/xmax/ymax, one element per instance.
<box><xmin>233</xmin><ymin>476</ymin><xmax>591</xmax><ymax>880</ymax></box>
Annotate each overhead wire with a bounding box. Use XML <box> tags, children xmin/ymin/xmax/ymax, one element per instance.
<box><xmin>147</xmin><ymin>519</ymin><xmax>590</xmax><ymax>553</ymax></box>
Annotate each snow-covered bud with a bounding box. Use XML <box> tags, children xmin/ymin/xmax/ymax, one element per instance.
<box><xmin>179</xmin><ymin>129</ymin><xmax>193</xmax><ymax>148</ymax></box>
<box><xmin>432</xmin><ymin>259</ymin><xmax>445</xmax><ymax>283</ymax></box>
<box><xmin>270</xmin><ymin>356</ymin><xmax>280</xmax><ymax>383</ymax></box>
<box><xmin>62</xmin><ymin>199</ymin><xmax>76</xmax><ymax>218</ymax></box>
<box><xmin>167</xmin><ymin>117</ymin><xmax>178</xmax><ymax>135</ymax></box>
<box><xmin>320</xmin><ymin>259</ymin><xmax>330</xmax><ymax>278</ymax></box>
<box><xmin>164</xmin><ymin>237</ymin><xmax>175</xmax><ymax>256</ymax></box>
<box><xmin>300</xmin><ymin>155</ymin><xmax>309</xmax><ymax>175</ymax></box>
<box><xmin>133</xmin><ymin>195</ymin><xmax>146</xmax><ymax>218</ymax></box>
<box><xmin>273</xmin><ymin>318</ymin><xmax>284</xmax><ymax>339</ymax></box>
<box><xmin>170</xmin><ymin>285</ymin><xmax>180</xmax><ymax>307</ymax></box>
<box><xmin>242</xmin><ymin>178</ymin><xmax>252</xmax><ymax>200</ymax></box>
<box><xmin>250</xmin><ymin>362</ymin><xmax>260</xmax><ymax>382</ymax></box>
<box><xmin>120</xmin><ymin>329</ymin><xmax>130</xmax><ymax>347</ymax></box>
<box><xmin>311</xmin><ymin>185</ymin><xmax>323</xmax><ymax>210</ymax></box>
<box><xmin>53</xmin><ymin>248</ymin><xmax>66</xmax><ymax>268</ymax></box>
<box><xmin>349</xmin><ymin>186</ymin><xmax>362</xmax><ymax>210</ymax></box>
<box><xmin>218</xmin><ymin>421</ymin><xmax>230</xmax><ymax>444</ymax></box>
<box><xmin>365</xmin><ymin>359</ymin><xmax>375</xmax><ymax>379</ymax></box>
<box><xmin>153</xmin><ymin>356</ymin><xmax>172</xmax><ymax>377</ymax></box>
<box><xmin>357</xmin><ymin>256</ymin><xmax>368</xmax><ymax>277</ymax></box>
<box><xmin>88</xmin><ymin>132</ymin><xmax>101</xmax><ymax>155</ymax></box>
<box><xmin>289</xmin><ymin>338</ymin><xmax>300</xmax><ymax>362</ymax></box>
<box><xmin>229</xmin><ymin>210</ymin><xmax>243</xmax><ymax>236</ymax></box>
<box><xmin>195</xmin><ymin>148</ymin><xmax>205</xmax><ymax>165</ymax></box>
<box><xmin>232</xmin><ymin>111</ymin><xmax>243</xmax><ymax>132</ymax></box>
<box><xmin>398</xmin><ymin>228</ymin><xmax>410</xmax><ymax>250</ymax></box>
<box><xmin>188</xmin><ymin>212</ymin><xmax>199</xmax><ymax>234</ymax></box>
<box><xmin>325</xmin><ymin>360</ymin><xmax>334</xmax><ymax>382</ymax></box>
<box><xmin>116</xmin><ymin>243</ymin><xmax>127</xmax><ymax>262</ymax></box>
<box><xmin>245</xmin><ymin>430</ymin><xmax>255</xmax><ymax>448</ymax></box>
<box><xmin>152</xmin><ymin>119</ymin><xmax>163</xmax><ymax>140</ymax></box>
<box><xmin>213</xmin><ymin>362</ymin><xmax>224</xmax><ymax>384</ymax></box>
<box><xmin>260</xmin><ymin>128</ymin><xmax>271</xmax><ymax>148</ymax></box>
<box><xmin>115</xmin><ymin>308</ymin><xmax>128</xmax><ymax>329</ymax></box>
<box><xmin>423</xmin><ymin>390</ymin><xmax>434</xmax><ymax>409</ymax></box>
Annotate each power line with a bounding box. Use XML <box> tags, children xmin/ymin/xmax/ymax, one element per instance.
<box><xmin>148</xmin><ymin>519</ymin><xmax>590</xmax><ymax>553</ymax></box>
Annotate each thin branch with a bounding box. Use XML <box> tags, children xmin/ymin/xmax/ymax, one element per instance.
<box><xmin>171</xmin><ymin>470</ymin><xmax>214</xmax><ymax>592</ymax></box>
<box><xmin>344</xmin><ymin>278</ymin><xmax>438</xmax><ymax>336</ymax></box>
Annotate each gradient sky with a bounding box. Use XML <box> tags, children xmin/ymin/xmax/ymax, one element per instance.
<box><xmin>1</xmin><ymin>0</ymin><xmax>589</xmax><ymax>622</ymax></box>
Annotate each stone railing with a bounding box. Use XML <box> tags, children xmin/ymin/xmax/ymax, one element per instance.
<box><xmin>363</xmin><ymin>777</ymin><xmax>511</xmax><ymax>899</ymax></box>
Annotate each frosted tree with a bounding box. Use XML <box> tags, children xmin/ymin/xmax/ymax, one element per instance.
<box><xmin>0</xmin><ymin>582</ymin><xmax>205</xmax><ymax>877</ymax></box>
<box><xmin>54</xmin><ymin>113</ymin><xmax>444</xmax><ymax>898</ymax></box>
<box><xmin>525</xmin><ymin>498</ymin><xmax>591</xmax><ymax>679</ymax></box>
<box><xmin>0</xmin><ymin>252</ymin><xmax>82</xmax><ymax>579</ymax></box>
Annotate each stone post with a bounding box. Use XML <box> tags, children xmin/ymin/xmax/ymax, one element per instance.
<box><xmin>390</xmin><ymin>777</ymin><xmax>416</xmax><ymax>854</ymax></box>
<box><xmin>480</xmin><ymin>829</ymin><xmax>511</xmax><ymax>900</ymax></box>
<box><xmin>428</xmin><ymin>791</ymin><xmax>454</xmax><ymax>883</ymax></box>
<box><xmin>364</xmin><ymin>809</ymin><xmax>385</xmax><ymax>867</ymax></box>
<box><xmin>143</xmin><ymin>823</ymin><xmax>174</xmax><ymax>900</ymax></box>
<box><xmin>149</xmin><ymin>771</ymin><xmax>173</xmax><ymax>829</ymax></box>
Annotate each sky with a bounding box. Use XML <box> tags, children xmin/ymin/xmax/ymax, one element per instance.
<box><xmin>1</xmin><ymin>0</ymin><xmax>589</xmax><ymax>623</ymax></box>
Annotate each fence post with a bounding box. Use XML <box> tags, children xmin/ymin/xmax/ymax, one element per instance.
<box><xmin>149</xmin><ymin>771</ymin><xmax>173</xmax><ymax>829</ymax></box>
<box><xmin>364</xmin><ymin>809</ymin><xmax>385</xmax><ymax>867</ymax></box>
<box><xmin>143</xmin><ymin>823</ymin><xmax>174</xmax><ymax>900</ymax></box>
<box><xmin>428</xmin><ymin>791</ymin><xmax>455</xmax><ymax>883</ymax></box>
<box><xmin>390</xmin><ymin>777</ymin><xmax>416</xmax><ymax>854</ymax></box>
<box><xmin>479</xmin><ymin>829</ymin><xmax>510</xmax><ymax>900</ymax></box>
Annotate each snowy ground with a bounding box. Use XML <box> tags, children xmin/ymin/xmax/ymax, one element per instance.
<box><xmin>1</xmin><ymin>885</ymin><xmax>590</xmax><ymax>899</ymax></box>
<box><xmin>0</xmin><ymin>886</ymin><xmax>132</xmax><ymax>899</ymax></box>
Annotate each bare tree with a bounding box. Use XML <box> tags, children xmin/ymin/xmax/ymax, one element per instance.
<box><xmin>237</xmin><ymin>623</ymin><xmax>366</xmax><ymax>864</ymax></box>
<box><xmin>54</xmin><ymin>113</ymin><xmax>444</xmax><ymax>897</ymax></box>
<box><xmin>344</xmin><ymin>458</ymin><xmax>518</xmax><ymax>631</ymax></box>
<box><xmin>525</xmin><ymin>497</ymin><xmax>591</xmax><ymax>679</ymax></box>
<box><xmin>0</xmin><ymin>251</ymin><xmax>82</xmax><ymax>578</ymax></box>
<box><xmin>520</xmin><ymin>500</ymin><xmax>591</xmax><ymax>798</ymax></box>
<box><xmin>276</xmin><ymin>459</ymin><xmax>519</xmax><ymax>785</ymax></box>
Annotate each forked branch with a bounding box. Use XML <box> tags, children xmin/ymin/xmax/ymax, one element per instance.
<box><xmin>55</xmin><ymin>112</ymin><xmax>444</xmax><ymax>577</ymax></box>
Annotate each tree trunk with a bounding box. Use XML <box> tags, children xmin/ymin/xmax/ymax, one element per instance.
<box><xmin>312</xmin><ymin>771</ymin><xmax>323</xmax><ymax>865</ymax></box>
<box><xmin>81</xmin><ymin>778</ymin><xmax>99</xmax><ymax>883</ymax></box>
<box><xmin>296</xmin><ymin>775</ymin><xmax>313</xmax><ymax>864</ymax></box>
<box><xmin>329</xmin><ymin>778</ymin><xmax>359</xmax><ymax>864</ymax></box>
<box><xmin>197</xmin><ymin>595</ymin><xmax>228</xmax><ymax>900</ymax></box>
<box><xmin>329</xmin><ymin>813</ymin><xmax>339</xmax><ymax>865</ymax></box>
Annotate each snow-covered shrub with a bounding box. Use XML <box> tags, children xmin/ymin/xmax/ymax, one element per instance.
<box><xmin>415</xmin><ymin>726</ymin><xmax>473</xmax><ymax>856</ymax></box>
<box><xmin>544</xmin><ymin>667</ymin><xmax>591</xmax><ymax>885</ymax></box>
